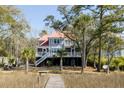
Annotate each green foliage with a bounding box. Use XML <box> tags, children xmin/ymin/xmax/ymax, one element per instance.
<box><xmin>56</xmin><ymin>48</ymin><xmax>67</xmax><ymax>71</ymax></box>
<box><xmin>0</xmin><ymin>58</ymin><xmax>4</xmax><ymax>67</ymax></box>
<box><xmin>0</xmin><ymin>40</ymin><xmax>8</xmax><ymax>57</ymax></box>
<box><xmin>87</xmin><ymin>55</ymin><xmax>96</xmax><ymax>66</ymax></box>
<box><xmin>57</xmin><ymin>48</ymin><xmax>67</xmax><ymax>57</ymax></box>
<box><xmin>110</xmin><ymin>57</ymin><xmax>124</xmax><ymax>70</ymax></box>
<box><xmin>88</xmin><ymin>55</ymin><xmax>107</xmax><ymax>67</ymax></box>
<box><xmin>47</xmin><ymin>60</ymin><xmax>53</xmax><ymax>67</ymax></box>
<box><xmin>101</xmin><ymin>57</ymin><xmax>107</xmax><ymax>66</ymax></box>
<box><xmin>0</xmin><ymin>6</ymin><xmax>20</xmax><ymax>25</ymax></box>
<box><xmin>8</xmin><ymin>56</ymin><xmax>16</xmax><ymax>65</ymax></box>
<box><xmin>0</xmin><ymin>49</ymin><xmax>8</xmax><ymax>57</ymax></box>
<box><xmin>0</xmin><ymin>6</ymin><xmax>31</xmax><ymax>62</ymax></box>
<box><xmin>88</xmin><ymin>55</ymin><xmax>124</xmax><ymax>71</ymax></box>
<box><xmin>21</xmin><ymin>48</ymin><xmax>35</xmax><ymax>63</ymax></box>
<box><xmin>39</xmin><ymin>30</ymin><xmax>48</xmax><ymax>37</ymax></box>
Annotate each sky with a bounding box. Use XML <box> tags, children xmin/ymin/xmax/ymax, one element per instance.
<box><xmin>16</xmin><ymin>5</ymin><xmax>61</xmax><ymax>38</ymax></box>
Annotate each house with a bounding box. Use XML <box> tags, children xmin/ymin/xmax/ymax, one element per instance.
<box><xmin>35</xmin><ymin>31</ymin><xmax>81</xmax><ymax>67</ymax></box>
<box><xmin>35</xmin><ymin>31</ymin><xmax>124</xmax><ymax>67</ymax></box>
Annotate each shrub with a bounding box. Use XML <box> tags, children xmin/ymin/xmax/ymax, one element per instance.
<box><xmin>0</xmin><ymin>63</ymin><xmax>4</xmax><ymax>68</ymax></box>
<box><xmin>87</xmin><ymin>55</ymin><xmax>107</xmax><ymax>68</ymax></box>
<box><xmin>0</xmin><ymin>58</ymin><xmax>4</xmax><ymax>67</ymax></box>
<box><xmin>47</xmin><ymin>60</ymin><xmax>53</xmax><ymax>67</ymax></box>
<box><xmin>87</xmin><ymin>55</ymin><xmax>95</xmax><ymax>66</ymax></box>
<box><xmin>100</xmin><ymin>57</ymin><xmax>107</xmax><ymax>66</ymax></box>
<box><xmin>110</xmin><ymin>57</ymin><xmax>124</xmax><ymax>71</ymax></box>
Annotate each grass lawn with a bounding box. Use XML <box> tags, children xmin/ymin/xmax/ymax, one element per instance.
<box><xmin>63</xmin><ymin>72</ymin><xmax>124</xmax><ymax>88</ymax></box>
<box><xmin>0</xmin><ymin>71</ymin><xmax>48</xmax><ymax>88</ymax></box>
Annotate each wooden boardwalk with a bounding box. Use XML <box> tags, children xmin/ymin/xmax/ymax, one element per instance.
<box><xmin>45</xmin><ymin>75</ymin><xmax>65</xmax><ymax>88</ymax></box>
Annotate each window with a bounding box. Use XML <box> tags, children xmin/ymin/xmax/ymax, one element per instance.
<box><xmin>47</xmin><ymin>48</ymin><xmax>49</xmax><ymax>52</ymax></box>
<box><xmin>54</xmin><ymin>39</ymin><xmax>60</xmax><ymax>44</ymax></box>
<box><xmin>65</xmin><ymin>40</ymin><xmax>68</xmax><ymax>44</ymax></box>
<box><xmin>65</xmin><ymin>48</ymin><xmax>71</xmax><ymax>52</ymax></box>
<box><xmin>54</xmin><ymin>39</ymin><xmax>57</xmax><ymax>44</ymax></box>
<box><xmin>38</xmin><ymin>48</ymin><xmax>42</xmax><ymax>52</ymax></box>
<box><xmin>57</xmin><ymin>39</ymin><xmax>59</xmax><ymax>44</ymax></box>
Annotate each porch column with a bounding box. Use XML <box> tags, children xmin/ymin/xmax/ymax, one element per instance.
<box><xmin>49</xmin><ymin>39</ymin><xmax>51</xmax><ymax>57</ymax></box>
<box><xmin>71</xmin><ymin>48</ymin><xmax>72</xmax><ymax>57</ymax></box>
<box><xmin>74</xmin><ymin>47</ymin><xmax>76</xmax><ymax>57</ymax></box>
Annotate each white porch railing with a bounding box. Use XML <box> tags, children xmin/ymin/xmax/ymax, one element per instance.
<box><xmin>35</xmin><ymin>52</ymin><xmax>50</xmax><ymax>66</ymax></box>
<box><xmin>36</xmin><ymin>51</ymin><xmax>81</xmax><ymax>57</ymax></box>
<box><xmin>75</xmin><ymin>52</ymin><xmax>81</xmax><ymax>57</ymax></box>
<box><xmin>64</xmin><ymin>41</ymin><xmax>73</xmax><ymax>47</ymax></box>
<box><xmin>66</xmin><ymin>52</ymin><xmax>81</xmax><ymax>57</ymax></box>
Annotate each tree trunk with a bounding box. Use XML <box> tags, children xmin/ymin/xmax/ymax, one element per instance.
<box><xmin>16</xmin><ymin>57</ymin><xmax>19</xmax><ymax>67</ymax></box>
<box><xmin>98</xmin><ymin>6</ymin><xmax>103</xmax><ymax>72</ymax></box>
<box><xmin>107</xmin><ymin>57</ymin><xmax>110</xmax><ymax>74</ymax></box>
<box><xmin>117</xmin><ymin>66</ymin><xmax>120</xmax><ymax>71</ymax></box>
<box><xmin>107</xmin><ymin>47</ymin><xmax>110</xmax><ymax>74</ymax></box>
<box><xmin>26</xmin><ymin>58</ymin><xmax>29</xmax><ymax>73</ymax></box>
<box><xmin>84</xmin><ymin>51</ymin><xmax>88</xmax><ymax>68</ymax></box>
<box><xmin>85</xmin><ymin>58</ymin><xmax>87</xmax><ymax>68</ymax></box>
<box><xmin>92</xmin><ymin>47</ymin><xmax>97</xmax><ymax>68</ymax></box>
<box><xmin>98</xmin><ymin>36</ymin><xmax>102</xmax><ymax>72</ymax></box>
<box><xmin>83</xmin><ymin>31</ymin><xmax>86</xmax><ymax>69</ymax></box>
<box><xmin>60</xmin><ymin>57</ymin><xmax>63</xmax><ymax>71</ymax></box>
<box><xmin>81</xmin><ymin>51</ymin><xmax>84</xmax><ymax>74</ymax></box>
<box><xmin>81</xmin><ymin>31</ymin><xmax>86</xmax><ymax>74</ymax></box>
<box><xmin>93</xmin><ymin>53</ymin><xmax>96</xmax><ymax>68</ymax></box>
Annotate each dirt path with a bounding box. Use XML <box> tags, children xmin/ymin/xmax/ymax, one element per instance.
<box><xmin>45</xmin><ymin>75</ymin><xmax>65</xmax><ymax>88</ymax></box>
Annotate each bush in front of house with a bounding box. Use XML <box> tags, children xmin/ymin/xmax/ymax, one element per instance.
<box><xmin>47</xmin><ymin>60</ymin><xmax>53</xmax><ymax>67</ymax></box>
<box><xmin>87</xmin><ymin>55</ymin><xmax>107</xmax><ymax>69</ymax></box>
<box><xmin>87</xmin><ymin>55</ymin><xmax>124</xmax><ymax>71</ymax></box>
<box><xmin>110</xmin><ymin>57</ymin><xmax>124</xmax><ymax>71</ymax></box>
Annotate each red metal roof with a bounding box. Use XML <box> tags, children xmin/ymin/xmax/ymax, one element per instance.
<box><xmin>49</xmin><ymin>31</ymin><xmax>64</xmax><ymax>38</ymax></box>
<box><xmin>39</xmin><ymin>31</ymin><xmax>64</xmax><ymax>41</ymax></box>
<box><xmin>39</xmin><ymin>34</ymin><xmax>48</xmax><ymax>41</ymax></box>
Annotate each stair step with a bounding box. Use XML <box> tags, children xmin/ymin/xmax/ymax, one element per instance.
<box><xmin>35</xmin><ymin>52</ymin><xmax>50</xmax><ymax>66</ymax></box>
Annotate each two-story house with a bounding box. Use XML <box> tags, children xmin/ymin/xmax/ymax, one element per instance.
<box><xmin>35</xmin><ymin>31</ymin><xmax>81</xmax><ymax>67</ymax></box>
<box><xmin>35</xmin><ymin>31</ymin><xmax>124</xmax><ymax>67</ymax></box>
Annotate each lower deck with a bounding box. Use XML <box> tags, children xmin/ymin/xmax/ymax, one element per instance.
<box><xmin>36</xmin><ymin>57</ymin><xmax>82</xmax><ymax>67</ymax></box>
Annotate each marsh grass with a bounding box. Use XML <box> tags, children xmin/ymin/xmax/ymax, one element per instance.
<box><xmin>0</xmin><ymin>71</ymin><xmax>47</xmax><ymax>88</ymax></box>
<box><xmin>63</xmin><ymin>72</ymin><xmax>124</xmax><ymax>88</ymax></box>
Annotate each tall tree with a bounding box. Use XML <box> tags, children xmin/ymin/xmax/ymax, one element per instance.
<box><xmin>89</xmin><ymin>6</ymin><xmax>124</xmax><ymax>72</ymax></box>
<box><xmin>102</xmin><ymin>32</ymin><xmax>124</xmax><ymax>73</ymax></box>
<box><xmin>57</xmin><ymin>48</ymin><xmax>67</xmax><ymax>71</ymax></box>
<box><xmin>21</xmin><ymin>48</ymin><xmax>35</xmax><ymax>73</ymax></box>
<box><xmin>72</xmin><ymin>14</ymin><xmax>94</xmax><ymax>73</ymax></box>
<box><xmin>70</xmin><ymin>5</ymin><xmax>124</xmax><ymax>72</ymax></box>
<box><xmin>0</xmin><ymin>6</ymin><xmax>30</xmax><ymax>61</ymax></box>
<box><xmin>39</xmin><ymin>30</ymin><xmax>48</xmax><ymax>37</ymax></box>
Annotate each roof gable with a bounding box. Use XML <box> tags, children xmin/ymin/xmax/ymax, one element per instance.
<box><xmin>39</xmin><ymin>31</ymin><xmax>64</xmax><ymax>41</ymax></box>
<box><xmin>49</xmin><ymin>31</ymin><xmax>64</xmax><ymax>38</ymax></box>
